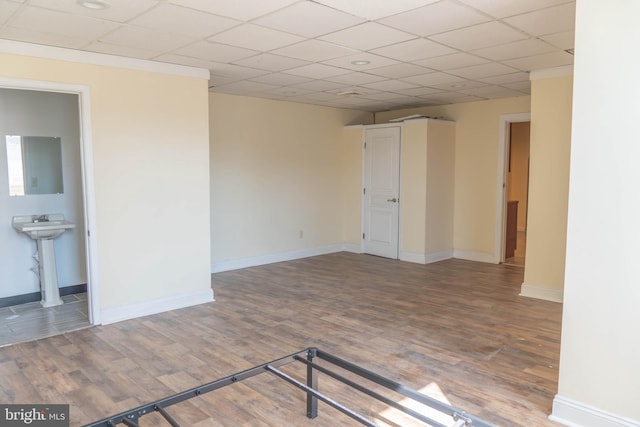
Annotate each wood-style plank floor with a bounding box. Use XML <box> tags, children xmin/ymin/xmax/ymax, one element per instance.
<box><xmin>0</xmin><ymin>253</ymin><xmax>563</xmax><ymax>426</ymax></box>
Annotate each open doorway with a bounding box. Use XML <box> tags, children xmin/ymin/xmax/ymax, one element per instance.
<box><xmin>504</xmin><ymin>121</ymin><xmax>530</xmax><ymax>266</ymax></box>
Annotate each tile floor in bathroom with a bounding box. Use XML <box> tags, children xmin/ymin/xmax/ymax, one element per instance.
<box><xmin>0</xmin><ymin>293</ymin><xmax>91</xmax><ymax>347</ymax></box>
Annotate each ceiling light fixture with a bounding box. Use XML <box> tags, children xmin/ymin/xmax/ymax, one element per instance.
<box><xmin>78</xmin><ymin>0</ymin><xmax>110</xmax><ymax>10</ymax></box>
<box><xmin>351</xmin><ymin>60</ymin><xmax>370</xmax><ymax>66</ymax></box>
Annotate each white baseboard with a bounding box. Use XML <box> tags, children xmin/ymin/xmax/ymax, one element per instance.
<box><xmin>550</xmin><ymin>395</ymin><xmax>640</xmax><ymax>427</ymax></box>
<box><xmin>400</xmin><ymin>250</ymin><xmax>453</xmax><ymax>264</ymax></box>
<box><xmin>212</xmin><ymin>245</ymin><xmax>346</xmax><ymax>273</ymax></box>
<box><xmin>453</xmin><ymin>249</ymin><xmax>498</xmax><ymax>264</ymax></box>
<box><xmin>101</xmin><ymin>288</ymin><xmax>214</xmax><ymax>325</ymax></box>
<box><xmin>520</xmin><ymin>282</ymin><xmax>563</xmax><ymax>303</ymax></box>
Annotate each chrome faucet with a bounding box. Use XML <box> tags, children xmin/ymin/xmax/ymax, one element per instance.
<box><xmin>32</xmin><ymin>214</ymin><xmax>49</xmax><ymax>223</ymax></box>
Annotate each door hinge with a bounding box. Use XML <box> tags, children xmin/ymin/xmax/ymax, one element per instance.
<box><xmin>363</xmin><ymin>187</ymin><xmax>366</xmax><ymax>195</ymax></box>
<box><xmin>362</xmin><ymin>233</ymin><xmax>365</xmax><ymax>239</ymax></box>
<box><xmin>364</xmin><ymin>141</ymin><xmax>366</xmax><ymax>149</ymax></box>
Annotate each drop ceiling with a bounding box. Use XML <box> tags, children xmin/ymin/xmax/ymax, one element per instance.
<box><xmin>0</xmin><ymin>0</ymin><xmax>575</xmax><ymax>112</ymax></box>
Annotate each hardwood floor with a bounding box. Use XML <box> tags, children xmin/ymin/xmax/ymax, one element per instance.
<box><xmin>0</xmin><ymin>253</ymin><xmax>562</xmax><ymax>426</ymax></box>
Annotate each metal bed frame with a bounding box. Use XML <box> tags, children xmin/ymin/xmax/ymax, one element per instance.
<box><xmin>84</xmin><ymin>347</ymin><xmax>496</xmax><ymax>427</ymax></box>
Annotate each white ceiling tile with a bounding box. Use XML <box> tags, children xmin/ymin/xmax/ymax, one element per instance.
<box><xmin>540</xmin><ymin>30</ymin><xmax>575</xmax><ymax>50</ymax></box>
<box><xmin>457</xmin><ymin>0</ymin><xmax>573</xmax><ymax>19</ymax></box>
<box><xmin>471</xmin><ymin>38</ymin><xmax>558</xmax><ymax>61</ymax></box>
<box><xmin>503</xmin><ymin>51</ymin><xmax>574</xmax><ymax>71</ymax></box>
<box><xmin>249</xmin><ymin>73</ymin><xmax>312</xmax><ymax>86</ymax></box>
<box><xmin>253</xmin><ymin>2</ymin><xmax>364</xmax><ymax>38</ymax></box>
<box><xmin>504</xmin><ymin>3</ymin><xmax>575</xmax><ymax>36</ymax></box>
<box><xmin>371</xmin><ymin>38</ymin><xmax>456</xmax><ymax>61</ymax></box>
<box><xmin>289</xmin><ymin>80</ymin><xmax>347</xmax><ymax>92</ymax></box>
<box><xmin>216</xmin><ymin>80</ymin><xmax>280</xmax><ymax>92</ymax></box>
<box><xmin>168</xmin><ymin>0</ymin><xmax>299</xmax><ymax>22</ymax></box>
<box><xmin>402</xmin><ymin>72</ymin><xmax>467</xmax><ymax>86</ymax></box>
<box><xmin>503</xmin><ymin>81</ymin><xmax>531</xmax><ymax>93</ymax></box>
<box><xmin>210</xmin><ymin>63</ymin><xmax>268</xmax><ymax>79</ymax></box>
<box><xmin>9</xmin><ymin>6</ymin><xmax>118</xmax><ymax>40</ymax></box>
<box><xmin>458</xmin><ymin>85</ymin><xmax>525</xmax><ymax>98</ymax></box>
<box><xmin>28</xmin><ymin>0</ymin><xmax>158</xmax><ymax>23</ymax></box>
<box><xmin>311</xmin><ymin>0</ymin><xmax>440</xmax><ymax>20</ymax></box>
<box><xmin>297</xmin><ymin>92</ymin><xmax>344</xmax><ymax>102</ymax></box>
<box><xmin>0</xmin><ymin>26</ymin><xmax>86</xmax><ymax>48</ymax></box>
<box><xmin>361</xmin><ymin>79</ymin><xmax>419</xmax><ymax>91</ymax></box>
<box><xmin>209</xmin><ymin>24</ymin><xmax>303</xmax><ymax>51</ymax></box>
<box><xmin>380</xmin><ymin>0</ymin><xmax>491</xmax><ymax>37</ymax></box>
<box><xmin>0</xmin><ymin>1</ymin><xmax>20</xmax><ymax>24</ymax></box>
<box><xmin>284</xmin><ymin>63</ymin><xmax>351</xmax><ymax>79</ymax></box>
<box><xmin>360</xmin><ymin>91</ymin><xmax>413</xmax><ymax>101</ymax></box>
<box><xmin>85</xmin><ymin>41</ymin><xmax>159</xmax><ymax>59</ymax></box>
<box><xmin>414</xmin><ymin>52</ymin><xmax>489</xmax><ymax>70</ymax></box>
<box><xmin>478</xmin><ymin>72</ymin><xmax>530</xmax><ymax>84</ymax></box>
<box><xmin>100</xmin><ymin>26</ymin><xmax>195</xmax><ymax>52</ymax></box>
<box><xmin>424</xmin><ymin>93</ymin><xmax>485</xmax><ymax>104</ymax></box>
<box><xmin>324</xmin><ymin>72</ymin><xmax>387</xmax><ymax>85</ymax></box>
<box><xmin>233</xmin><ymin>53</ymin><xmax>309</xmax><ymax>72</ymax></box>
<box><xmin>392</xmin><ymin>86</ymin><xmax>444</xmax><ymax>96</ymax></box>
<box><xmin>155</xmin><ymin>54</ymin><xmax>224</xmax><ymax>69</ymax></box>
<box><xmin>130</xmin><ymin>4</ymin><xmax>240</xmax><ymax>39</ymax></box>
<box><xmin>322</xmin><ymin>53</ymin><xmax>399</xmax><ymax>71</ymax></box>
<box><xmin>430</xmin><ymin>21</ymin><xmax>527</xmax><ymax>51</ymax></box>
<box><xmin>427</xmin><ymin>79</ymin><xmax>487</xmax><ymax>90</ymax></box>
<box><xmin>175</xmin><ymin>41</ymin><xmax>258</xmax><ymax>63</ymax></box>
<box><xmin>272</xmin><ymin>39</ymin><xmax>357</xmax><ymax>62</ymax></box>
<box><xmin>264</xmin><ymin>86</ymin><xmax>316</xmax><ymax>97</ymax></box>
<box><xmin>320</xmin><ymin>22</ymin><xmax>416</xmax><ymax>51</ymax></box>
<box><xmin>366</xmin><ymin>63</ymin><xmax>433</xmax><ymax>79</ymax></box>
<box><xmin>448</xmin><ymin>62</ymin><xmax>518</xmax><ymax>79</ymax></box>
<box><xmin>325</xmin><ymin>86</ymin><xmax>379</xmax><ymax>96</ymax></box>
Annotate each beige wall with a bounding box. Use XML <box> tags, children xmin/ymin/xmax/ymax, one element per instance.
<box><xmin>400</xmin><ymin>121</ymin><xmax>428</xmax><ymax>255</ymax></box>
<box><xmin>508</xmin><ymin>122</ymin><xmax>530</xmax><ymax>231</ymax></box>
<box><xmin>209</xmin><ymin>93</ymin><xmax>370</xmax><ymax>269</ymax></box>
<box><xmin>522</xmin><ymin>75</ymin><xmax>573</xmax><ymax>300</ymax></box>
<box><xmin>0</xmin><ymin>53</ymin><xmax>212</xmax><ymax>313</ymax></box>
<box><xmin>378</xmin><ymin>96</ymin><xmax>531</xmax><ymax>262</ymax></box>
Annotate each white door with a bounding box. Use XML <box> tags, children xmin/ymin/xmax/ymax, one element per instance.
<box><xmin>363</xmin><ymin>126</ymin><xmax>401</xmax><ymax>258</ymax></box>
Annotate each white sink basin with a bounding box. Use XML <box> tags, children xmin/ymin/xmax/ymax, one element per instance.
<box><xmin>12</xmin><ymin>215</ymin><xmax>75</xmax><ymax>240</ymax></box>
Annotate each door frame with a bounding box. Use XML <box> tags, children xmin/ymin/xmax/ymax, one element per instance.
<box><xmin>0</xmin><ymin>76</ymin><xmax>101</xmax><ymax>324</ymax></box>
<box><xmin>360</xmin><ymin>123</ymin><xmax>403</xmax><ymax>258</ymax></box>
<box><xmin>495</xmin><ymin>113</ymin><xmax>531</xmax><ymax>263</ymax></box>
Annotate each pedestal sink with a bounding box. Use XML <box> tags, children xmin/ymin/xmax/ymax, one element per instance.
<box><xmin>12</xmin><ymin>214</ymin><xmax>75</xmax><ymax>307</ymax></box>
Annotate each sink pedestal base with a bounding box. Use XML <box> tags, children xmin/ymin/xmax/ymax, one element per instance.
<box><xmin>37</xmin><ymin>239</ymin><xmax>63</xmax><ymax>308</ymax></box>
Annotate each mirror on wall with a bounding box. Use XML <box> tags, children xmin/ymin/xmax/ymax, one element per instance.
<box><xmin>5</xmin><ymin>135</ymin><xmax>64</xmax><ymax>196</ymax></box>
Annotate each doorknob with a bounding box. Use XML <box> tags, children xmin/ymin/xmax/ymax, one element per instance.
<box><xmin>387</xmin><ymin>198</ymin><xmax>398</xmax><ymax>203</ymax></box>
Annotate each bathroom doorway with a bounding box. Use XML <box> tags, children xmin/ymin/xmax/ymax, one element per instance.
<box><xmin>0</xmin><ymin>80</ymin><xmax>98</xmax><ymax>347</ymax></box>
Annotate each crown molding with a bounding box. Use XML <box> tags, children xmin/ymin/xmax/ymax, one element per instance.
<box><xmin>0</xmin><ymin>39</ymin><xmax>209</xmax><ymax>80</ymax></box>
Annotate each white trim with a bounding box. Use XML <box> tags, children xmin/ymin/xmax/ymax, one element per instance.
<box><xmin>0</xmin><ymin>39</ymin><xmax>209</xmax><ymax>80</ymax></box>
<box><xmin>453</xmin><ymin>249</ymin><xmax>497</xmax><ymax>264</ymax></box>
<box><xmin>550</xmin><ymin>395</ymin><xmax>640</xmax><ymax>427</ymax></box>
<box><xmin>0</xmin><ymin>77</ymin><xmax>101</xmax><ymax>325</ymax></box>
<box><xmin>496</xmin><ymin>113</ymin><xmax>531</xmax><ymax>264</ymax></box>
<box><xmin>400</xmin><ymin>250</ymin><xmax>453</xmax><ymax>264</ymax></box>
<box><xmin>101</xmin><ymin>288</ymin><xmax>214</xmax><ymax>325</ymax></box>
<box><xmin>520</xmin><ymin>282</ymin><xmax>563</xmax><ymax>303</ymax></box>
<box><xmin>211</xmin><ymin>245</ymin><xmax>344</xmax><ymax>273</ymax></box>
<box><xmin>530</xmin><ymin>65</ymin><xmax>574</xmax><ymax>81</ymax></box>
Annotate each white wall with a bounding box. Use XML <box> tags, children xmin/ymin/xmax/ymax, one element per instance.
<box><xmin>0</xmin><ymin>88</ymin><xmax>85</xmax><ymax>299</ymax></box>
<box><xmin>552</xmin><ymin>0</ymin><xmax>640</xmax><ymax>425</ymax></box>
